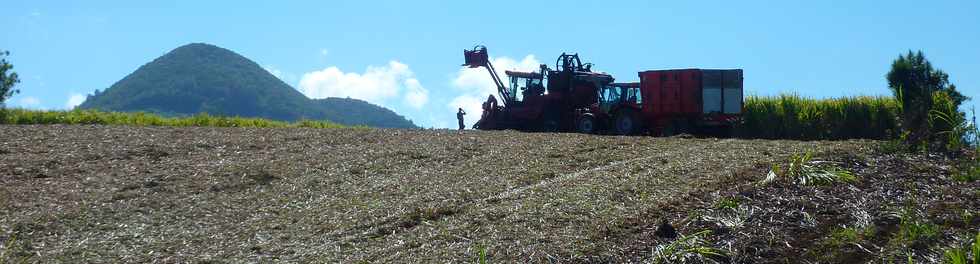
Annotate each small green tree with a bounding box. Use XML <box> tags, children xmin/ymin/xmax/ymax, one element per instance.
<box><xmin>1</xmin><ymin>50</ymin><xmax>21</xmax><ymax>107</ymax></box>
<box><xmin>887</xmin><ymin>50</ymin><xmax>968</xmax><ymax>149</ymax></box>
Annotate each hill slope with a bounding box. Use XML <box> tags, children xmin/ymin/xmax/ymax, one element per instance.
<box><xmin>78</xmin><ymin>43</ymin><xmax>415</xmax><ymax>128</ymax></box>
<box><xmin>2</xmin><ymin>126</ymin><xmax>975</xmax><ymax>263</ymax></box>
<box><xmin>311</xmin><ymin>97</ymin><xmax>416</xmax><ymax>128</ymax></box>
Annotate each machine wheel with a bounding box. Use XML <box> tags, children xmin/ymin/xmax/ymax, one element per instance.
<box><xmin>576</xmin><ymin>114</ymin><xmax>596</xmax><ymax>134</ymax></box>
<box><xmin>613</xmin><ymin>111</ymin><xmax>638</xmax><ymax>135</ymax></box>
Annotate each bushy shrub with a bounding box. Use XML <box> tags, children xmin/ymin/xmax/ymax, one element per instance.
<box><xmin>887</xmin><ymin>50</ymin><xmax>969</xmax><ymax>151</ymax></box>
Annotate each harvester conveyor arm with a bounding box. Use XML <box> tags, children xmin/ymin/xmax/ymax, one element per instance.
<box><xmin>483</xmin><ymin>60</ymin><xmax>511</xmax><ymax>106</ymax></box>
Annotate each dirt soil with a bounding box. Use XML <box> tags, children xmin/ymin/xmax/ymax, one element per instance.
<box><xmin>0</xmin><ymin>125</ymin><xmax>977</xmax><ymax>263</ymax></box>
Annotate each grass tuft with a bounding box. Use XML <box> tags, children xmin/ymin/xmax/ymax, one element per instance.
<box><xmin>942</xmin><ymin>231</ymin><xmax>980</xmax><ymax>264</ymax></box>
<box><xmin>824</xmin><ymin>225</ymin><xmax>876</xmax><ymax>249</ymax></box>
<box><xmin>0</xmin><ymin>235</ymin><xmax>29</xmax><ymax>264</ymax></box>
<box><xmin>704</xmin><ymin>205</ymin><xmax>753</xmax><ymax>231</ymax></box>
<box><xmin>894</xmin><ymin>205</ymin><xmax>939</xmax><ymax>246</ymax></box>
<box><xmin>651</xmin><ymin>230</ymin><xmax>727</xmax><ymax>264</ymax></box>
<box><xmin>475</xmin><ymin>244</ymin><xmax>488</xmax><ymax>264</ymax></box>
<box><xmin>763</xmin><ymin>151</ymin><xmax>858</xmax><ymax>186</ymax></box>
<box><xmin>714</xmin><ymin>196</ymin><xmax>740</xmax><ymax>210</ymax></box>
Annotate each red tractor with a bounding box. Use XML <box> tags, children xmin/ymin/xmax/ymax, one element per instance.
<box><xmin>463</xmin><ymin>45</ymin><xmax>614</xmax><ymax>132</ymax></box>
<box><xmin>573</xmin><ymin>82</ymin><xmax>644</xmax><ymax>135</ymax></box>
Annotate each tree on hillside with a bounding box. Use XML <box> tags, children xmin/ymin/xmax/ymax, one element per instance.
<box><xmin>1</xmin><ymin>50</ymin><xmax>21</xmax><ymax>107</ymax></box>
<box><xmin>887</xmin><ymin>50</ymin><xmax>968</xmax><ymax>148</ymax></box>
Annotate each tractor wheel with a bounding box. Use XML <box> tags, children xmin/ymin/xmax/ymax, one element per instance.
<box><xmin>576</xmin><ymin>114</ymin><xmax>596</xmax><ymax>134</ymax></box>
<box><xmin>613</xmin><ymin>111</ymin><xmax>638</xmax><ymax>135</ymax></box>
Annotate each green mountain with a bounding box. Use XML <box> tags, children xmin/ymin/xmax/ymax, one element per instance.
<box><xmin>311</xmin><ymin>97</ymin><xmax>416</xmax><ymax>128</ymax></box>
<box><xmin>78</xmin><ymin>43</ymin><xmax>416</xmax><ymax>128</ymax></box>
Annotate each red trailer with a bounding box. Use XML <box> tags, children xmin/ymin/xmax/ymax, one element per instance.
<box><xmin>637</xmin><ymin>69</ymin><xmax>743</xmax><ymax>135</ymax></box>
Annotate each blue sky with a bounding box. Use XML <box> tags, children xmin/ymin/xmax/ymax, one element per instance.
<box><xmin>2</xmin><ymin>0</ymin><xmax>978</xmax><ymax>128</ymax></box>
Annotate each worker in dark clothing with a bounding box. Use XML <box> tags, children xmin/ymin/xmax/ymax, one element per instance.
<box><xmin>456</xmin><ymin>108</ymin><xmax>466</xmax><ymax>130</ymax></box>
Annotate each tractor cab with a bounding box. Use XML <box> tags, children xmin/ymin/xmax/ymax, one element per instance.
<box><xmin>504</xmin><ymin>70</ymin><xmax>544</xmax><ymax>104</ymax></box>
<box><xmin>599</xmin><ymin>82</ymin><xmax>642</xmax><ymax>113</ymax></box>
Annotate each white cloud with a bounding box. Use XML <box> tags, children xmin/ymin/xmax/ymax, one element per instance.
<box><xmin>298</xmin><ymin>60</ymin><xmax>429</xmax><ymax>109</ymax></box>
<box><xmin>66</xmin><ymin>93</ymin><xmax>86</xmax><ymax>109</ymax></box>
<box><xmin>448</xmin><ymin>55</ymin><xmax>541</xmax><ymax>128</ymax></box>
<box><xmin>319</xmin><ymin>49</ymin><xmax>329</xmax><ymax>56</ymax></box>
<box><xmin>402</xmin><ymin>78</ymin><xmax>428</xmax><ymax>109</ymax></box>
<box><xmin>17</xmin><ymin>96</ymin><xmax>42</xmax><ymax>109</ymax></box>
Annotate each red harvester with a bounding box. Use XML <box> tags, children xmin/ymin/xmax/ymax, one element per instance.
<box><xmin>463</xmin><ymin>45</ymin><xmax>614</xmax><ymax>132</ymax></box>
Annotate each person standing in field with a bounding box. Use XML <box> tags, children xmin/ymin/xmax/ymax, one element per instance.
<box><xmin>456</xmin><ymin>108</ymin><xmax>466</xmax><ymax>130</ymax></box>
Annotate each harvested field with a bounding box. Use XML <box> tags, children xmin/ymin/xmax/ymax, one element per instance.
<box><xmin>0</xmin><ymin>125</ymin><xmax>976</xmax><ymax>263</ymax></box>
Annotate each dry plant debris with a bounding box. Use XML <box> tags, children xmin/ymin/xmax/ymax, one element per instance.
<box><xmin>0</xmin><ymin>125</ymin><xmax>975</xmax><ymax>263</ymax></box>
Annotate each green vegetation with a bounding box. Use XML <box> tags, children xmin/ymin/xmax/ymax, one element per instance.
<box><xmin>0</xmin><ymin>50</ymin><xmax>20</xmax><ymax>106</ymax></box>
<box><xmin>888</xmin><ymin>50</ymin><xmax>969</xmax><ymax>150</ymax></box>
<box><xmin>474</xmin><ymin>245</ymin><xmax>488</xmax><ymax>264</ymax></box>
<box><xmin>650</xmin><ymin>230</ymin><xmax>727</xmax><ymax>264</ymax></box>
<box><xmin>823</xmin><ymin>225</ymin><xmax>876</xmax><ymax>249</ymax></box>
<box><xmin>894</xmin><ymin>204</ymin><xmax>939</xmax><ymax>247</ymax></box>
<box><xmin>1</xmin><ymin>108</ymin><xmax>344</xmax><ymax>128</ymax></box>
<box><xmin>714</xmin><ymin>196</ymin><xmax>739</xmax><ymax>210</ymax></box>
<box><xmin>959</xmin><ymin>160</ymin><xmax>980</xmax><ymax>189</ymax></box>
<box><xmin>0</xmin><ymin>235</ymin><xmax>28</xmax><ymax>264</ymax></box>
<box><xmin>78</xmin><ymin>43</ymin><xmax>415</xmax><ymax>128</ymax></box>
<box><xmin>943</xmin><ymin>232</ymin><xmax>980</xmax><ymax>264</ymax></box>
<box><xmin>309</xmin><ymin>97</ymin><xmax>416</xmax><ymax>129</ymax></box>
<box><xmin>929</xmin><ymin>91</ymin><xmax>970</xmax><ymax>151</ymax></box>
<box><xmin>897</xmin><ymin>216</ymin><xmax>939</xmax><ymax>245</ymax></box>
<box><xmin>738</xmin><ymin>94</ymin><xmax>900</xmax><ymax>140</ymax></box>
<box><xmin>952</xmin><ymin>161</ymin><xmax>980</xmax><ymax>182</ymax></box>
<box><xmin>887</xmin><ymin>50</ymin><xmax>970</xmax><ymax>148</ymax></box>
<box><xmin>762</xmin><ymin>150</ymin><xmax>857</xmax><ymax>186</ymax></box>
<box><xmin>737</xmin><ymin>50</ymin><xmax>972</xmax><ymax>146</ymax></box>
<box><xmin>948</xmin><ymin>109</ymin><xmax>980</xmax><ymax>182</ymax></box>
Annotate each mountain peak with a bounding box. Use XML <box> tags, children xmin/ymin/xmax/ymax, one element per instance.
<box><xmin>78</xmin><ymin>44</ymin><xmax>416</xmax><ymax>128</ymax></box>
<box><xmin>168</xmin><ymin>43</ymin><xmax>238</xmax><ymax>57</ymax></box>
<box><xmin>176</xmin><ymin>42</ymin><xmax>219</xmax><ymax>49</ymax></box>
